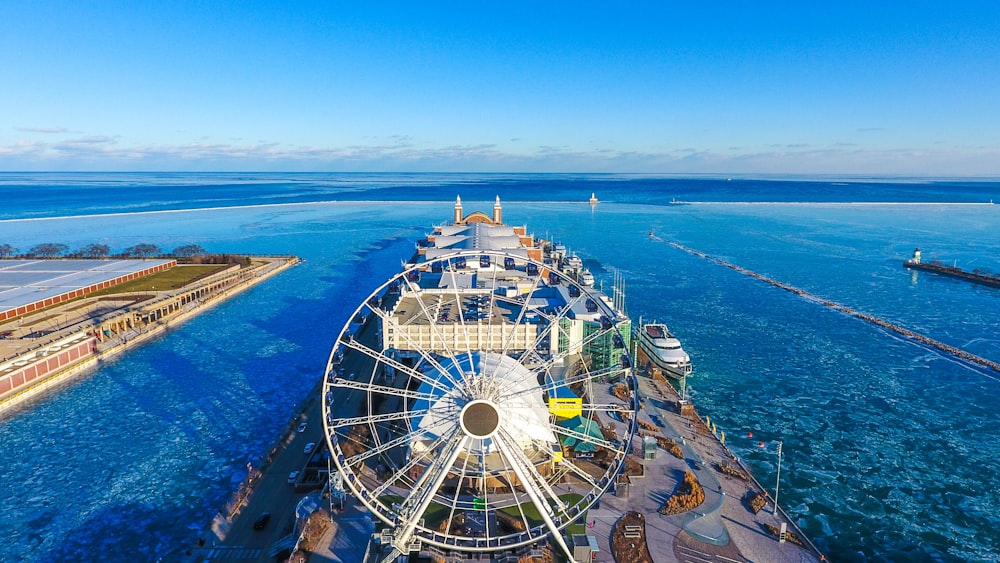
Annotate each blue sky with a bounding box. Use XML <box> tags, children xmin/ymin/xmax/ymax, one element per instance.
<box><xmin>1</xmin><ymin>2</ymin><xmax>998</xmax><ymax>174</ymax></box>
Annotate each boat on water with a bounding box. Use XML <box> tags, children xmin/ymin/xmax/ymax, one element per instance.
<box><xmin>636</xmin><ymin>322</ymin><xmax>692</xmax><ymax>378</ymax></box>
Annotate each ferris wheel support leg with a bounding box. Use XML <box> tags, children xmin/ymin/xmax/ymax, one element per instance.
<box><xmin>379</xmin><ymin>547</ymin><xmax>402</xmax><ymax>563</ymax></box>
<box><xmin>493</xmin><ymin>431</ymin><xmax>575</xmax><ymax>561</ymax></box>
<box><xmin>390</xmin><ymin>433</ymin><xmax>468</xmax><ymax>556</ymax></box>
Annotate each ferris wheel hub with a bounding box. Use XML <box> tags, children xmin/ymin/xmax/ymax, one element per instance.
<box><xmin>459</xmin><ymin>399</ymin><xmax>501</xmax><ymax>438</ymax></box>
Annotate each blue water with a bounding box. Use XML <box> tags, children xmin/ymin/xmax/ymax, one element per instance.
<box><xmin>0</xmin><ymin>173</ymin><xmax>998</xmax><ymax>562</ymax></box>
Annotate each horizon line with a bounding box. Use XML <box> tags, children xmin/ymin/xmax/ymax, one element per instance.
<box><xmin>2</xmin><ymin>170</ymin><xmax>1000</xmax><ymax>181</ymax></box>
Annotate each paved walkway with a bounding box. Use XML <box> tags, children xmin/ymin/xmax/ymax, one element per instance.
<box><xmin>308</xmin><ymin>498</ymin><xmax>375</xmax><ymax>563</ymax></box>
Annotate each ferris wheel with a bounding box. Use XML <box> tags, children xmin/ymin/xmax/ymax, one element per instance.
<box><xmin>321</xmin><ymin>249</ymin><xmax>639</xmax><ymax>560</ymax></box>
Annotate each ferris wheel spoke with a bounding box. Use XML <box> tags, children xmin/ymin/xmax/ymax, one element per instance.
<box><xmin>400</xmin><ymin>274</ymin><xmax>467</xmax><ymax>382</ymax></box>
<box><xmin>365</xmin><ymin>305</ymin><xmax>467</xmax><ymax>391</ymax></box>
<box><xmin>562</xmin><ymin>460</ymin><xmax>603</xmax><ymax>492</ymax></box>
<box><xmin>345</xmin><ymin>425</ymin><xmax>435</xmax><ymax>467</ymax></box>
<box><xmin>497</xmin><ymin>431</ymin><xmax>565</xmax><ymax>512</ymax></box>
<box><xmin>391</xmin><ymin>432</ymin><xmax>469</xmax><ymax>555</ymax></box>
<box><xmin>501</xmin><ymin>363</ymin><xmax>620</xmax><ymax>404</ymax></box>
<box><xmin>486</xmin><ymin>270</ymin><xmax>544</xmax><ymax>384</ymax></box>
<box><xmin>490</xmin><ymin>309</ymin><xmax>581</xmax><ymax>399</ymax></box>
<box><xmin>445</xmin><ymin>263</ymin><xmax>477</xmax><ymax>370</ymax></box>
<box><xmin>369</xmin><ymin>432</ymin><xmax>452</xmax><ymax>499</ymax></box>
<box><xmin>520</xmin><ymin>320</ymin><xmax>625</xmax><ymax>384</ymax></box>
<box><xmin>477</xmin><ymin>259</ymin><xmax>505</xmax><ymax>392</ymax></box>
<box><xmin>492</xmin><ymin>429</ymin><xmax>574</xmax><ymax>560</ymax></box>
<box><xmin>349</xmin><ymin>338</ymin><xmax>457</xmax><ymax>397</ymax></box>
<box><xmin>330</xmin><ymin>379</ymin><xmax>451</xmax><ymax>405</ymax></box>
<box><xmin>551</xmin><ymin>424</ymin><xmax>622</xmax><ymax>454</ymax></box>
<box><xmin>327</xmin><ymin>407</ymin><xmax>443</xmax><ymax>430</ymax></box>
<box><xmin>485</xmin><ymin>271</ymin><xmax>502</xmax><ymax>358</ymax></box>
<box><xmin>506</xmin><ymin>479</ymin><xmax>541</xmax><ymax>542</ymax></box>
<box><xmin>581</xmin><ymin>402</ymin><xmax>632</xmax><ymax>414</ymax></box>
<box><xmin>442</xmin><ymin>445</ymin><xmax>475</xmax><ymax>540</ymax></box>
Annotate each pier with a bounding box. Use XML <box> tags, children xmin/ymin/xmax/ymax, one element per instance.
<box><xmin>903</xmin><ymin>248</ymin><xmax>1000</xmax><ymax>289</ymax></box>
<box><xmin>652</xmin><ymin>234</ymin><xmax>1000</xmax><ymax>376</ymax></box>
<box><xmin>0</xmin><ymin>256</ymin><xmax>299</xmax><ymax>413</ymax></box>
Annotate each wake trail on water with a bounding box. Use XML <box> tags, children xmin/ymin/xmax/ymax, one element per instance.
<box><xmin>649</xmin><ymin>232</ymin><xmax>1000</xmax><ymax>379</ymax></box>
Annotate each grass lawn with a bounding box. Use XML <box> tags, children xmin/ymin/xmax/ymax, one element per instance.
<box><xmin>379</xmin><ymin>492</ymin><xmax>586</xmax><ymax>533</ymax></box>
<box><xmin>498</xmin><ymin>493</ymin><xmax>586</xmax><ymax>531</ymax></box>
<box><xmin>88</xmin><ymin>264</ymin><xmax>228</xmax><ymax>296</ymax></box>
<box><xmin>377</xmin><ymin>494</ymin><xmax>454</xmax><ymax>529</ymax></box>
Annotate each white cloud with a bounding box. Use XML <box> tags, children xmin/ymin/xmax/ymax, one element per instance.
<box><xmin>0</xmin><ymin>137</ymin><xmax>998</xmax><ymax>175</ymax></box>
<box><xmin>14</xmin><ymin>126</ymin><xmax>68</xmax><ymax>134</ymax></box>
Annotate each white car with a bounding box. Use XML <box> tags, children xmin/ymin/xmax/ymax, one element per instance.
<box><xmin>304</xmin><ymin>442</ymin><xmax>316</xmax><ymax>454</ymax></box>
<box><xmin>297</xmin><ymin>422</ymin><xmax>307</xmax><ymax>433</ymax></box>
<box><xmin>287</xmin><ymin>470</ymin><xmax>299</xmax><ymax>484</ymax></box>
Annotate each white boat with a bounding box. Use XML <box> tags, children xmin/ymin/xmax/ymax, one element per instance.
<box><xmin>578</xmin><ymin>268</ymin><xmax>595</xmax><ymax>286</ymax></box>
<box><xmin>636</xmin><ymin>322</ymin><xmax>692</xmax><ymax>378</ymax></box>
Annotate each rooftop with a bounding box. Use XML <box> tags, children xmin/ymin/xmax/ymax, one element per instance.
<box><xmin>0</xmin><ymin>259</ymin><xmax>174</xmax><ymax>315</ymax></box>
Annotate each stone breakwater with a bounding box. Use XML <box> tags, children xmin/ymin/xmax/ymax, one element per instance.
<box><xmin>655</xmin><ymin>236</ymin><xmax>1000</xmax><ymax>376</ymax></box>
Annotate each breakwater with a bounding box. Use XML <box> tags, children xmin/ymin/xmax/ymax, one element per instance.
<box><xmin>904</xmin><ymin>260</ymin><xmax>1000</xmax><ymax>289</ymax></box>
<box><xmin>653</xmin><ymin>234</ymin><xmax>1000</xmax><ymax>376</ymax></box>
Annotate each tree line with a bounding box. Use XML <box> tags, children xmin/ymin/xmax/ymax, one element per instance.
<box><xmin>0</xmin><ymin>243</ymin><xmax>250</xmax><ymax>265</ymax></box>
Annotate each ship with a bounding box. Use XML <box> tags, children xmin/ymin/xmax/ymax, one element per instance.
<box><xmin>904</xmin><ymin>248</ymin><xmax>1000</xmax><ymax>289</ymax></box>
<box><xmin>635</xmin><ymin>321</ymin><xmax>693</xmax><ymax>379</ymax></box>
<box><xmin>316</xmin><ymin>196</ymin><xmax>825</xmax><ymax>563</ymax></box>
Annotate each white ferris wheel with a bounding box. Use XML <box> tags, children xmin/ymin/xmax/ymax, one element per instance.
<box><xmin>322</xmin><ymin>249</ymin><xmax>639</xmax><ymax>560</ymax></box>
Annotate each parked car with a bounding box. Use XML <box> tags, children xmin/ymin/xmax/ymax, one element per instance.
<box><xmin>287</xmin><ymin>471</ymin><xmax>299</xmax><ymax>484</ymax></box>
<box><xmin>304</xmin><ymin>442</ymin><xmax>316</xmax><ymax>454</ymax></box>
<box><xmin>253</xmin><ymin>512</ymin><xmax>271</xmax><ymax>530</ymax></box>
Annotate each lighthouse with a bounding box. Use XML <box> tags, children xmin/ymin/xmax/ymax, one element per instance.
<box><xmin>454</xmin><ymin>195</ymin><xmax>463</xmax><ymax>225</ymax></box>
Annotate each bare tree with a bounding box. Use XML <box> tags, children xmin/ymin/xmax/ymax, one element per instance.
<box><xmin>78</xmin><ymin>243</ymin><xmax>111</xmax><ymax>258</ymax></box>
<box><xmin>172</xmin><ymin>244</ymin><xmax>206</xmax><ymax>257</ymax></box>
<box><xmin>29</xmin><ymin>243</ymin><xmax>69</xmax><ymax>258</ymax></box>
<box><xmin>0</xmin><ymin>243</ymin><xmax>15</xmax><ymax>258</ymax></box>
<box><xmin>123</xmin><ymin>243</ymin><xmax>161</xmax><ymax>258</ymax></box>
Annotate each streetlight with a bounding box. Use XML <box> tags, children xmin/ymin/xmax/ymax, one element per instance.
<box><xmin>753</xmin><ymin>437</ymin><xmax>784</xmax><ymax>515</ymax></box>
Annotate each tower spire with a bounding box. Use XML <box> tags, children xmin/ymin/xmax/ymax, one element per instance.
<box><xmin>493</xmin><ymin>195</ymin><xmax>502</xmax><ymax>224</ymax></box>
<box><xmin>454</xmin><ymin>195</ymin><xmax>463</xmax><ymax>225</ymax></box>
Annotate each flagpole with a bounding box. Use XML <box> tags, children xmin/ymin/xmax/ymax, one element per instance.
<box><xmin>773</xmin><ymin>440</ymin><xmax>783</xmax><ymax>515</ymax></box>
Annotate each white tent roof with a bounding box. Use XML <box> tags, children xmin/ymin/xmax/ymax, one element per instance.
<box><xmin>411</xmin><ymin>352</ymin><xmax>555</xmax><ymax>457</ymax></box>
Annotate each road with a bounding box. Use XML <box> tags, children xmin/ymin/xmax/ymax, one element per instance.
<box><xmin>188</xmin><ymin>301</ymin><xmax>385</xmax><ymax>561</ymax></box>
<box><xmin>187</xmin><ymin>391</ymin><xmax>325</xmax><ymax>561</ymax></box>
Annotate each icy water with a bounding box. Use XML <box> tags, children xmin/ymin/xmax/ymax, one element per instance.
<box><xmin>0</xmin><ymin>174</ymin><xmax>998</xmax><ymax>562</ymax></box>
